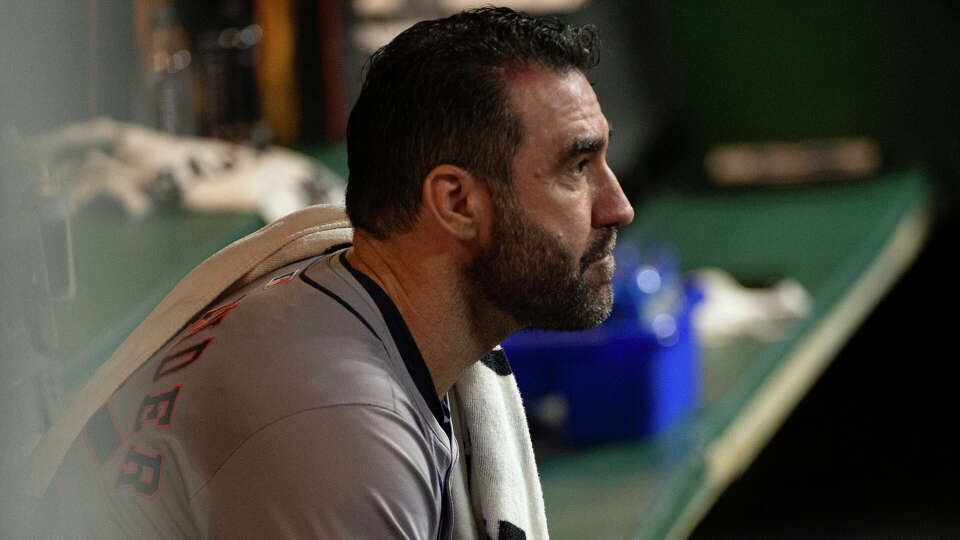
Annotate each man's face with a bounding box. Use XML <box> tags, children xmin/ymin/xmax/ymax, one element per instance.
<box><xmin>468</xmin><ymin>68</ymin><xmax>634</xmax><ymax>331</ymax></box>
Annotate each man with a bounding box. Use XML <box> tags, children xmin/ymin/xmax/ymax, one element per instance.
<box><xmin>36</xmin><ymin>7</ymin><xmax>632</xmax><ymax>539</ymax></box>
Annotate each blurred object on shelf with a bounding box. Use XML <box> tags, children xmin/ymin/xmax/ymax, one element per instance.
<box><xmin>191</xmin><ymin>0</ymin><xmax>263</xmax><ymax>142</ymax></box>
<box><xmin>503</xmin><ymin>242</ymin><xmax>701</xmax><ymax>445</ymax></box>
<box><xmin>137</xmin><ymin>0</ymin><xmax>349</xmax><ymax>146</ymax></box>
<box><xmin>25</xmin><ymin>118</ymin><xmax>345</xmax><ymax>223</ymax></box>
<box><xmin>135</xmin><ymin>0</ymin><xmax>270</xmax><ymax>142</ymax></box>
<box><xmin>134</xmin><ymin>1</ymin><xmax>198</xmax><ymax>135</ymax></box>
<box><xmin>705</xmin><ymin>138</ymin><xmax>881</xmax><ymax>186</ymax></box>
<box><xmin>690</xmin><ymin>268</ymin><xmax>811</xmax><ymax>347</ymax></box>
<box><xmin>253</xmin><ymin>0</ymin><xmax>299</xmax><ymax>144</ymax></box>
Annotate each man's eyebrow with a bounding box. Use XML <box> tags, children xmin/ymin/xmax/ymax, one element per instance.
<box><xmin>565</xmin><ymin>129</ymin><xmax>612</xmax><ymax>159</ymax></box>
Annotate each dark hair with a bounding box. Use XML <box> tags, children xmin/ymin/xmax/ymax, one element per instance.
<box><xmin>344</xmin><ymin>7</ymin><xmax>600</xmax><ymax>239</ymax></box>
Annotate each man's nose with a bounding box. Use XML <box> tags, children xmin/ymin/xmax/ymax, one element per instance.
<box><xmin>593</xmin><ymin>163</ymin><xmax>635</xmax><ymax>229</ymax></box>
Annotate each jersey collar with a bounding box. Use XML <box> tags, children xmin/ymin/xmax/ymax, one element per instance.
<box><xmin>339</xmin><ymin>252</ymin><xmax>451</xmax><ymax>437</ymax></box>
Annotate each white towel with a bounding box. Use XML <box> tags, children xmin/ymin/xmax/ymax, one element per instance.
<box><xmin>452</xmin><ymin>348</ymin><xmax>550</xmax><ymax>540</ymax></box>
<box><xmin>29</xmin><ymin>204</ymin><xmax>547</xmax><ymax>539</ymax></box>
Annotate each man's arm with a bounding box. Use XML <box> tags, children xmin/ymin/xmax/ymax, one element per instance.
<box><xmin>200</xmin><ymin>404</ymin><xmax>441</xmax><ymax>539</ymax></box>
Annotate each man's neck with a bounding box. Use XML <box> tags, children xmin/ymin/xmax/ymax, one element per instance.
<box><xmin>345</xmin><ymin>231</ymin><xmax>514</xmax><ymax>397</ymax></box>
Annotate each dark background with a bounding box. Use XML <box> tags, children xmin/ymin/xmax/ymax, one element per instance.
<box><xmin>692</xmin><ymin>210</ymin><xmax>960</xmax><ymax>538</ymax></box>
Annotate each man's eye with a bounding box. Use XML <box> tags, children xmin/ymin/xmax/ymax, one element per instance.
<box><xmin>575</xmin><ymin>159</ymin><xmax>589</xmax><ymax>173</ymax></box>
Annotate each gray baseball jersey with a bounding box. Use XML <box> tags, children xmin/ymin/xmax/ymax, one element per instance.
<box><xmin>41</xmin><ymin>249</ymin><xmax>457</xmax><ymax>539</ymax></box>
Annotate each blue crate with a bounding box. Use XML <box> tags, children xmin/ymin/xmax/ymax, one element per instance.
<box><xmin>502</xmin><ymin>246</ymin><xmax>701</xmax><ymax>444</ymax></box>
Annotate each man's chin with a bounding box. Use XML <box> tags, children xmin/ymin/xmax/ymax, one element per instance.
<box><xmin>523</xmin><ymin>283</ymin><xmax>614</xmax><ymax>332</ymax></box>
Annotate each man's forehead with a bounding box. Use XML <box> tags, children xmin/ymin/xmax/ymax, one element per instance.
<box><xmin>507</xmin><ymin>67</ymin><xmax>598</xmax><ymax>106</ymax></box>
<box><xmin>506</xmin><ymin>67</ymin><xmax>607</xmax><ymax>146</ymax></box>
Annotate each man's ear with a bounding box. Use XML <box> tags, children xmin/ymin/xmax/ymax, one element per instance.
<box><xmin>422</xmin><ymin>164</ymin><xmax>489</xmax><ymax>240</ymax></box>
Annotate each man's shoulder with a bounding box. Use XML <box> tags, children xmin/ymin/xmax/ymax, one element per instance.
<box><xmin>159</xmin><ymin>255</ymin><xmax>407</xmax><ymax>410</ymax></box>
<box><xmin>84</xmin><ymin>254</ymin><xmax>425</xmax><ymax>492</ymax></box>
<box><xmin>137</xmin><ymin>254</ymin><xmax>397</xmax><ymax>401</ymax></box>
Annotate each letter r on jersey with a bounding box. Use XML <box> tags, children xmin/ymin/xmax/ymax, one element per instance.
<box><xmin>116</xmin><ymin>444</ymin><xmax>163</xmax><ymax>497</ymax></box>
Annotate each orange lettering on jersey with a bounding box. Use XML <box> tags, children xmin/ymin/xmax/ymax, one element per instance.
<box><xmin>175</xmin><ymin>295</ymin><xmax>245</xmax><ymax>346</ymax></box>
<box><xmin>153</xmin><ymin>338</ymin><xmax>213</xmax><ymax>382</ymax></box>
